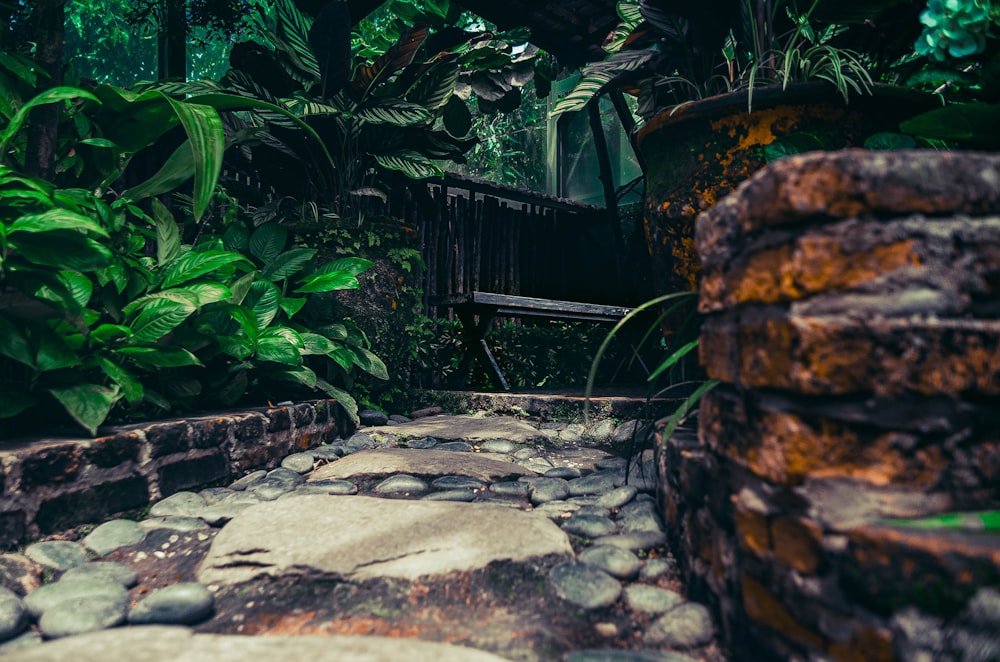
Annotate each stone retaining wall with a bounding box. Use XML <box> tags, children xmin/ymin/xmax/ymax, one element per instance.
<box><xmin>657</xmin><ymin>150</ymin><xmax>1000</xmax><ymax>660</ymax></box>
<box><xmin>0</xmin><ymin>400</ymin><xmax>350</xmax><ymax>549</ymax></box>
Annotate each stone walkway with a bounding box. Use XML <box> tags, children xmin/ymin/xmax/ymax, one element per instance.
<box><xmin>0</xmin><ymin>410</ymin><xmax>724</xmax><ymax>661</ymax></box>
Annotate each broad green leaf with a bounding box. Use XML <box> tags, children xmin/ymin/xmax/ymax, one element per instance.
<box><xmin>349</xmin><ymin>346</ymin><xmax>389</xmax><ymax>380</ymax></box>
<box><xmin>98</xmin><ymin>357</ymin><xmax>144</xmax><ymax>406</ymax></box>
<box><xmin>162</xmin><ymin>96</ymin><xmax>225</xmax><ymax>222</ymax></box>
<box><xmin>121</xmin><ymin>141</ymin><xmax>197</xmax><ymax>203</ymax></box>
<box><xmin>79</xmin><ymin>138</ymin><xmax>118</xmax><ymax>148</ymax></box>
<box><xmin>551</xmin><ymin>49</ymin><xmax>658</xmax><ymax>116</ymax></box>
<box><xmin>159</xmin><ymin>250</ymin><xmax>250</xmax><ymax>289</ymax></box>
<box><xmin>58</xmin><ymin>271</ymin><xmax>94</xmax><ymax>308</ymax></box>
<box><xmin>301</xmin><ymin>332</ymin><xmax>338</xmax><ymax>355</ymax></box>
<box><xmin>186</xmin><ymin>282</ymin><xmax>232</xmax><ymax>306</ymax></box>
<box><xmin>260</xmin><ymin>326</ymin><xmax>304</xmax><ymax>348</ymax></box>
<box><xmin>255</xmin><ymin>335</ymin><xmax>302</xmax><ymax>365</ymax></box>
<box><xmin>900</xmin><ymin>103</ymin><xmax>1000</xmax><ymax>149</ymax></box>
<box><xmin>122</xmin><ymin>289</ymin><xmax>200</xmax><ymax>318</ymax></box>
<box><xmin>10</xmin><ymin>233</ymin><xmax>113</xmax><ymax>271</ymax></box>
<box><xmin>295</xmin><ymin>271</ymin><xmax>359</xmax><ymax>293</ymax></box>
<box><xmin>261</xmin><ymin>247</ymin><xmax>316</xmax><ymax>281</ymax></box>
<box><xmin>374</xmin><ymin>151</ymin><xmax>443</xmax><ymax>179</ymax></box>
<box><xmin>405</xmin><ymin>57</ymin><xmax>459</xmax><ymax>112</ymax></box>
<box><xmin>315</xmin><ymin>378</ymin><xmax>359</xmax><ymax>424</ymax></box>
<box><xmin>115</xmin><ymin>345</ymin><xmax>204</xmax><ymax>367</ymax></box>
<box><xmin>216</xmin><ymin>334</ymin><xmax>255</xmax><ymax>359</ymax></box>
<box><xmin>224</xmin><ymin>304</ymin><xmax>260</xmax><ymax>340</ymax></box>
<box><xmin>357</xmin><ymin>99</ymin><xmax>433</xmax><ymax>126</ymax></box>
<box><xmin>229</xmin><ymin>272</ymin><xmax>256</xmax><ymax>305</ymax></box>
<box><xmin>223</xmin><ymin>223</ymin><xmax>250</xmax><ymax>252</ymax></box>
<box><xmin>89</xmin><ymin>324</ymin><xmax>131</xmax><ymax>344</ymax></box>
<box><xmin>318</xmin><ymin>257</ymin><xmax>373</xmax><ymax>276</ymax></box>
<box><xmin>0</xmin><ymin>389</ymin><xmax>35</xmax><ymax>418</ymax></box>
<box><xmin>9</xmin><ymin>208</ymin><xmax>108</xmax><ymax>237</ymax></box>
<box><xmin>248</xmin><ymin>224</ymin><xmax>288</xmax><ymax>263</ymax></box>
<box><xmin>315</xmin><ymin>323</ymin><xmax>348</xmax><ymax>341</ymax></box>
<box><xmin>151</xmin><ymin>198</ymin><xmax>182</xmax><ymax>265</ymax></box>
<box><xmin>49</xmin><ymin>383</ymin><xmax>119</xmax><ymax>436</ymax></box>
<box><xmin>128</xmin><ymin>298</ymin><xmax>197</xmax><ymax>343</ymax></box>
<box><xmin>0</xmin><ymin>315</ymin><xmax>35</xmax><ymax>367</ymax></box>
<box><xmin>279</xmin><ymin>297</ymin><xmax>307</xmax><ymax>318</ymax></box>
<box><xmin>35</xmin><ymin>329</ymin><xmax>81</xmax><ymax>371</ymax></box>
<box><xmin>0</xmin><ymin>87</ymin><xmax>101</xmax><ymax>163</ymax></box>
<box><xmin>326</xmin><ymin>343</ymin><xmax>355</xmax><ymax>370</ymax></box>
<box><xmin>244</xmin><ymin>280</ymin><xmax>282</xmax><ymax>329</ymax></box>
<box><xmin>442</xmin><ymin>94</ymin><xmax>472</xmax><ymax>138</ymax></box>
<box><xmin>267</xmin><ymin>365</ymin><xmax>317</xmax><ymax>388</ymax></box>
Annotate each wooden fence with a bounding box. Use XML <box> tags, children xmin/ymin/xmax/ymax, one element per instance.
<box><xmin>389</xmin><ymin>173</ymin><xmax>639</xmax><ymax>317</ymax></box>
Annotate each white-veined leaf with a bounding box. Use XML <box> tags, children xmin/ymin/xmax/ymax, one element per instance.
<box><xmin>374</xmin><ymin>151</ymin><xmax>443</xmax><ymax>179</ymax></box>
<box><xmin>357</xmin><ymin>99</ymin><xmax>432</xmax><ymax>126</ymax></box>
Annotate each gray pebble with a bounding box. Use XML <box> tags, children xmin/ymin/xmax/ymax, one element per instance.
<box><xmin>549</xmin><ymin>560</ymin><xmax>621</xmax><ymax>609</ymax></box>
<box><xmin>533</xmin><ymin>501</ymin><xmax>582</xmax><ymax>519</ymax></box>
<box><xmin>579</xmin><ymin>545</ymin><xmax>641</xmax><ymax>579</ymax></box>
<box><xmin>575</xmin><ymin>506</ymin><xmax>612</xmax><ymax>518</ymax></box>
<box><xmin>266</xmin><ymin>467</ymin><xmax>304</xmax><ymax>486</ymax></box>
<box><xmin>218</xmin><ymin>491</ymin><xmax>262</xmax><ymax>507</ymax></box>
<box><xmin>0</xmin><ymin>587</ymin><xmax>27</xmax><ymax>642</ymax></box>
<box><xmin>623</xmin><ymin>585</ymin><xmax>685</xmax><ymax>614</ymax></box>
<box><xmin>388</xmin><ymin>414</ymin><xmax>411</xmax><ymax>424</ymax></box>
<box><xmin>626</xmin><ymin>459</ymin><xmax>658</xmax><ymax>492</ymax></box>
<box><xmin>587</xmin><ymin>419</ymin><xmax>617</xmax><ymax>441</ymax></box>
<box><xmin>60</xmin><ymin>562</ymin><xmax>137</xmax><ymax>588</ymax></box>
<box><xmin>83</xmin><ymin>519</ymin><xmax>146</xmax><ymax>557</ymax></box>
<box><xmin>435</xmin><ymin>441</ymin><xmax>474</xmax><ymax>452</ymax></box>
<box><xmin>0</xmin><ymin>629</ymin><xmax>41</xmax><ymax>654</ymax></box>
<box><xmin>568</xmin><ymin>470</ymin><xmax>620</xmax><ymax>496</ymax></box>
<box><xmin>490</xmin><ymin>481</ymin><xmax>531</xmax><ymax>498</ymax></box>
<box><xmin>407</xmin><ymin>437</ymin><xmax>439</xmax><ymax>449</ymax></box>
<box><xmin>25</xmin><ymin>579</ymin><xmax>128</xmax><ymax>620</ymax></box>
<box><xmin>432</xmin><ymin>475</ymin><xmax>487</xmax><ymax>490</ymax></box>
<box><xmin>512</xmin><ymin>448</ymin><xmax>539</xmax><ymax>460</ymax></box>
<box><xmin>568</xmin><ymin>496</ymin><xmax>602</xmax><ymax>506</ymax></box>
<box><xmin>307</xmin><ymin>479</ymin><xmax>358</xmax><ymax>495</ymax></box>
<box><xmin>480</xmin><ymin>439</ymin><xmax>515</xmax><ymax>454</ymax></box>
<box><xmin>562</xmin><ymin>515</ymin><xmax>618</xmax><ymax>538</ymax></box>
<box><xmin>140</xmin><ymin>516</ymin><xmax>210</xmax><ymax>533</ymax></box>
<box><xmin>359</xmin><ymin>409</ymin><xmax>389</xmax><ymax>426</ymax></box>
<box><xmin>619</xmin><ymin>501</ymin><xmax>665</xmax><ymax>534</ymax></box>
<box><xmin>197</xmin><ymin>503</ymin><xmax>255</xmax><ymax>526</ymax></box>
<box><xmin>39</xmin><ymin>594</ymin><xmax>127</xmax><ymax>639</ymax></box>
<box><xmin>518</xmin><ymin>456</ymin><xmax>555</xmax><ymax>473</ymax></box>
<box><xmin>966</xmin><ymin>587</ymin><xmax>1000</xmax><ymax>627</ymax></box>
<box><xmin>374</xmin><ymin>474</ymin><xmax>428</xmax><ymax>496</ymax></box>
<box><xmin>311</xmin><ymin>446</ymin><xmax>344</xmax><ymax>461</ymax></box>
<box><xmin>422</xmin><ymin>489</ymin><xmax>477</xmax><ymax>502</ymax></box>
<box><xmin>545</xmin><ymin>466</ymin><xmax>582</xmax><ymax>479</ymax></box>
<box><xmin>280</xmin><ymin>452</ymin><xmax>316</xmax><ymax>474</ymax></box>
<box><xmin>197</xmin><ymin>487</ymin><xmax>231</xmax><ymax>505</ymax></box>
<box><xmin>592</xmin><ymin>531</ymin><xmax>667</xmax><ymax>552</ymax></box>
<box><xmin>251</xmin><ymin>481</ymin><xmax>295</xmax><ymax>501</ymax></box>
<box><xmin>640</xmin><ymin>558</ymin><xmax>672</xmax><ymax>581</ymax></box>
<box><xmin>529</xmin><ymin>478</ymin><xmax>570</xmax><ymax>505</ymax></box>
<box><xmin>128</xmin><ymin>582</ymin><xmax>214</xmax><ymax>625</ymax></box>
<box><xmin>596</xmin><ymin>457</ymin><xmax>628</xmax><ymax>471</ymax></box>
<box><xmin>229</xmin><ymin>470</ymin><xmax>266</xmax><ymax>491</ymax></box>
<box><xmin>149</xmin><ymin>492</ymin><xmax>207</xmax><ymax>518</ymax></box>
<box><xmin>559</xmin><ymin>425</ymin><xmax>586</xmax><ymax>443</ymax></box>
<box><xmin>24</xmin><ymin>541</ymin><xmax>89</xmax><ymax>572</ymax></box>
<box><xmin>611</xmin><ymin>420</ymin><xmax>643</xmax><ymax>444</ymax></box>
<box><xmin>596</xmin><ymin>486</ymin><xmax>638</xmax><ymax>509</ymax></box>
<box><xmin>567</xmin><ymin>649</ymin><xmax>697</xmax><ymax>662</ymax></box>
<box><xmin>343</xmin><ymin>432</ymin><xmax>376</xmax><ymax>453</ymax></box>
<box><xmin>645</xmin><ymin>603</ymin><xmax>714</xmax><ymax>648</ymax></box>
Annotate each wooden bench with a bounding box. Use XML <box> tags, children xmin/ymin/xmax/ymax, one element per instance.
<box><xmin>428</xmin><ymin>292</ymin><xmax>634</xmax><ymax>391</ymax></box>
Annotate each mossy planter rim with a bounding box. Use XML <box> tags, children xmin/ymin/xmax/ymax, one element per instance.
<box><xmin>636</xmin><ymin>82</ymin><xmax>936</xmax><ymax>151</ymax></box>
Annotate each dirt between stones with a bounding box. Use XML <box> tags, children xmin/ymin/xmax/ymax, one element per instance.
<box><xmin>99</xmin><ymin>517</ymin><xmax>725</xmax><ymax>662</ymax></box>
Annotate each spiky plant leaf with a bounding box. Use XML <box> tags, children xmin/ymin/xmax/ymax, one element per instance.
<box><xmin>357</xmin><ymin>99</ymin><xmax>433</xmax><ymax>126</ymax></box>
<box><xmin>374</xmin><ymin>150</ymin><xmax>443</xmax><ymax>179</ymax></box>
<box><xmin>551</xmin><ymin>49</ymin><xmax>659</xmax><ymax>115</ymax></box>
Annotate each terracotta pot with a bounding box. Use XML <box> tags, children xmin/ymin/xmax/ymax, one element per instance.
<box><xmin>636</xmin><ymin>82</ymin><xmax>938</xmax><ymax>298</ymax></box>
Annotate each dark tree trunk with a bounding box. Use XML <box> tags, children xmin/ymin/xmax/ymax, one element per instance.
<box><xmin>24</xmin><ymin>0</ymin><xmax>65</xmax><ymax>181</ymax></box>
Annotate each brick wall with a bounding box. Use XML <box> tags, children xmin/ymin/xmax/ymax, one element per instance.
<box><xmin>658</xmin><ymin>150</ymin><xmax>1000</xmax><ymax>660</ymax></box>
<box><xmin>0</xmin><ymin>400</ymin><xmax>351</xmax><ymax>549</ymax></box>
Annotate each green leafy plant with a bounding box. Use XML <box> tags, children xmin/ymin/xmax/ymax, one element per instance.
<box><xmin>552</xmin><ymin>0</ymin><xmax>922</xmax><ymax>120</ymax></box>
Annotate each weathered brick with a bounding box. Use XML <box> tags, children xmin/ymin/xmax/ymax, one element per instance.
<box><xmin>701</xmin><ymin>312</ymin><xmax>1000</xmax><ymax>397</ymax></box>
<box><xmin>291</xmin><ymin>403</ymin><xmax>316</xmax><ymax>428</ymax></box>
<box><xmin>841</xmin><ymin>523</ymin><xmax>1000</xmax><ymax>615</ymax></box>
<box><xmin>741</xmin><ymin>573</ymin><xmax>826</xmax><ymax>650</ymax></box>
<box><xmin>35</xmin><ymin>476</ymin><xmax>149</xmax><ymax>534</ymax></box>
<box><xmin>697</xmin><ymin>150</ymin><xmax>1000</xmax><ymax>270</ymax></box>
<box><xmin>86</xmin><ymin>431</ymin><xmax>141</xmax><ymax>468</ymax></box>
<box><xmin>145</xmin><ymin>420</ymin><xmax>190</xmax><ymax>458</ymax></box>
<box><xmin>266</xmin><ymin>406</ymin><xmax>291</xmax><ymax>433</ymax></box>
<box><xmin>189</xmin><ymin>417</ymin><xmax>233</xmax><ymax>450</ymax></box>
<box><xmin>827</xmin><ymin>623</ymin><xmax>894</xmax><ymax>662</ymax></box>
<box><xmin>19</xmin><ymin>442</ymin><xmax>83</xmax><ymax>490</ymax></box>
<box><xmin>232</xmin><ymin>414</ymin><xmax>267</xmax><ymax>445</ymax></box>
<box><xmin>770</xmin><ymin>516</ymin><xmax>823</xmax><ymax>575</ymax></box>
<box><xmin>734</xmin><ymin>504</ymin><xmax>771</xmax><ymax>556</ymax></box>
<box><xmin>157</xmin><ymin>452</ymin><xmax>229</xmax><ymax>496</ymax></box>
<box><xmin>0</xmin><ymin>511</ymin><xmax>26</xmax><ymax>549</ymax></box>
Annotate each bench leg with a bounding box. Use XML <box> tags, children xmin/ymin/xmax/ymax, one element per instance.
<box><xmin>454</xmin><ymin>309</ymin><xmax>510</xmax><ymax>391</ymax></box>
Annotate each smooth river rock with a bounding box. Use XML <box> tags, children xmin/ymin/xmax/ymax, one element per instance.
<box><xmin>198</xmin><ymin>495</ymin><xmax>573</xmax><ymax>585</ymax></box>
<box><xmin>308</xmin><ymin>449</ymin><xmax>534</xmax><ymax>483</ymax></box>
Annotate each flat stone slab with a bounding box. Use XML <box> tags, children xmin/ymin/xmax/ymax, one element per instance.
<box><xmin>384</xmin><ymin>415</ymin><xmax>545</xmax><ymax>444</ymax></box>
<box><xmin>197</xmin><ymin>495</ymin><xmax>573</xmax><ymax>585</ymax></box>
<box><xmin>10</xmin><ymin>625</ymin><xmax>510</xmax><ymax>661</ymax></box>
<box><xmin>309</xmin><ymin>449</ymin><xmax>535</xmax><ymax>483</ymax></box>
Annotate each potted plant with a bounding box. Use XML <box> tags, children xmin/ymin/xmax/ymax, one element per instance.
<box><xmin>552</xmin><ymin>0</ymin><xmax>937</xmax><ymax>297</ymax></box>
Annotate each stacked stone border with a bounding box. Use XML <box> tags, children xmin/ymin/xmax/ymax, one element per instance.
<box><xmin>0</xmin><ymin>400</ymin><xmax>352</xmax><ymax>549</ymax></box>
<box><xmin>658</xmin><ymin>150</ymin><xmax>1000</xmax><ymax>660</ymax></box>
